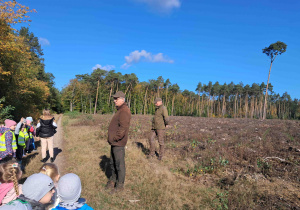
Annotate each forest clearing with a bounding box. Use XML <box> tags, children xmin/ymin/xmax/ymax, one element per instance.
<box><xmin>23</xmin><ymin>113</ymin><xmax>300</xmax><ymax>209</ymax></box>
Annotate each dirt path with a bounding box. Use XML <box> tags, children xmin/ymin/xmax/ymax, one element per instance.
<box><xmin>53</xmin><ymin>114</ymin><xmax>66</xmax><ymax>174</ymax></box>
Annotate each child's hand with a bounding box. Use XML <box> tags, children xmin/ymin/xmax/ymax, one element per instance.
<box><xmin>20</xmin><ymin>117</ymin><xmax>25</xmax><ymax>122</ymax></box>
<box><xmin>13</xmin><ymin>149</ymin><xmax>16</xmax><ymax>153</ymax></box>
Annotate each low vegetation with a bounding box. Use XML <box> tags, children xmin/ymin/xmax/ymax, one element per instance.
<box><xmin>60</xmin><ymin>114</ymin><xmax>300</xmax><ymax>209</ymax></box>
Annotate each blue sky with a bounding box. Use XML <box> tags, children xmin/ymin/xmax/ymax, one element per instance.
<box><xmin>18</xmin><ymin>0</ymin><xmax>300</xmax><ymax>99</ymax></box>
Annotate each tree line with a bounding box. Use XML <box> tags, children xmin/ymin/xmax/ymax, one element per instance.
<box><xmin>0</xmin><ymin>0</ymin><xmax>62</xmax><ymax>122</ymax></box>
<box><xmin>1</xmin><ymin>1</ymin><xmax>299</xmax><ymax>121</ymax></box>
<box><xmin>61</xmin><ymin>70</ymin><xmax>300</xmax><ymax>120</ymax></box>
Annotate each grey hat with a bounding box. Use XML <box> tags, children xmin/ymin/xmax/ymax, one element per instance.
<box><xmin>26</xmin><ymin>117</ymin><xmax>33</xmax><ymax>122</ymax></box>
<box><xmin>22</xmin><ymin>173</ymin><xmax>54</xmax><ymax>201</ymax></box>
<box><xmin>154</xmin><ymin>98</ymin><xmax>162</xmax><ymax>103</ymax></box>
<box><xmin>112</xmin><ymin>91</ymin><xmax>125</xmax><ymax>98</ymax></box>
<box><xmin>58</xmin><ymin>173</ymin><xmax>82</xmax><ymax>204</ymax></box>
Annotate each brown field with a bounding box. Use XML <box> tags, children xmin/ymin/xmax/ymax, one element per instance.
<box><xmin>20</xmin><ymin>113</ymin><xmax>300</xmax><ymax>209</ymax></box>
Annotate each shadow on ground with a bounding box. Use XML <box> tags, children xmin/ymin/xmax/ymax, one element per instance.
<box><xmin>99</xmin><ymin>155</ymin><xmax>112</xmax><ymax>179</ymax></box>
<box><xmin>134</xmin><ymin>141</ymin><xmax>150</xmax><ymax>156</ymax></box>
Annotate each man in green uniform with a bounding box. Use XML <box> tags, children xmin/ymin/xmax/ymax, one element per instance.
<box><xmin>148</xmin><ymin>98</ymin><xmax>169</xmax><ymax>160</ymax></box>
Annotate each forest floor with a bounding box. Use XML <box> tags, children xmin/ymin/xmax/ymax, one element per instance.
<box><xmin>20</xmin><ymin>113</ymin><xmax>300</xmax><ymax>209</ymax></box>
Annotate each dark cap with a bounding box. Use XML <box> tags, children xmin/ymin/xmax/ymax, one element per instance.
<box><xmin>154</xmin><ymin>98</ymin><xmax>162</xmax><ymax>104</ymax></box>
<box><xmin>112</xmin><ymin>91</ymin><xmax>125</xmax><ymax>98</ymax></box>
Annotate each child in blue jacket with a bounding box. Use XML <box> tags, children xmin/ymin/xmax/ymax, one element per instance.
<box><xmin>52</xmin><ymin>173</ymin><xmax>93</xmax><ymax>210</ymax></box>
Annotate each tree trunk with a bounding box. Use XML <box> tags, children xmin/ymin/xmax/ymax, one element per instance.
<box><xmin>94</xmin><ymin>80</ymin><xmax>100</xmax><ymax>115</ymax></box>
<box><xmin>222</xmin><ymin>94</ymin><xmax>226</xmax><ymax>117</ymax></box>
<box><xmin>234</xmin><ymin>93</ymin><xmax>237</xmax><ymax>118</ymax></box>
<box><xmin>172</xmin><ymin>95</ymin><xmax>175</xmax><ymax>116</ymax></box>
<box><xmin>263</xmin><ymin>60</ymin><xmax>274</xmax><ymax>120</ymax></box>
<box><xmin>108</xmin><ymin>81</ymin><xmax>114</xmax><ymax>105</ymax></box>
<box><xmin>250</xmin><ymin>95</ymin><xmax>254</xmax><ymax>118</ymax></box>
<box><xmin>144</xmin><ymin>87</ymin><xmax>148</xmax><ymax>115</ymax></box>
<box><xmin>89</xmin><ymin>96</ymin><xmax>92</xmax><ymax>114</ymax></box>
<box><xmin>245</xmin><ymin>93</ymin><xmax>248</xmax><ymax>118</ymax></box>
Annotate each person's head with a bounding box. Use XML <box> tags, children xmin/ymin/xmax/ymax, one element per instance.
<box><xmin>39</xmin><ymin>163</ymin><xmax>60</xmax><ymax>183</ymax></box>
<box><xmin>57</xmin><ymin>173</ymin><xmax>82</xmax><ymax>204</ymax></box>
<box><xmin>112</xmin><ymin>91</ymin><xmax>125</xmax><ymax>107</ymax></box>
<box><xmin>4</xmin><ymin>119</ymin><xmax>17</xmax><ymax>130</ymax></box>
<box><xmin>25</xmin><ymin>120</ymin><xmax>31</xmax><ymax>126</ymax></box>
<box><xmin>154</xmin><ymin>98</ymin><xmax>163</xmax><ymax>107</ymax></box>
<box><xmin>41</xmin><ymin>109</ymin><xmax>53</xmax><ymax>120</ymax></box>
<box><xmin>22</xmin><ymin>173</ymin><xmax>55</xmax><ymax>204</ymax></box>
<box><xmin>0</xmin><ymin>161</ymin><xmax>22</xmax><ymax>196</ymax></box>
<box><xmin>26</xmin><ymin>117</ymin><xmax>33</xmax><ymax>123</ymax></box>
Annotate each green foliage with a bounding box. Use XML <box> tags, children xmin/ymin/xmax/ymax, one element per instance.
<box><xmin>257</xmin><ymin>158</ymin><xmax>271</xmax><ymax>176</ymax></box>
<box><xmin>0</xmin><ymin>97</ymin><xmax>15</xmax><ymax>123</ymax></box>
<box><xmin>213</xmin><ymin>191</ymin><xmax>229</xmax><ymax>210</ymax></box>
<box><xmin>190</xmin><ymin>139</ymin><xmax>200</xmax><ymax>149</ymax></box>
<box><xmin>64</xmin><ymin>111</ymin><xmax>81</xmax><ymax>119</ymax></box>
<box><xmin>262</xmin><ymin>41</ymin><xmax>287</xmax><ymax>63</ymax></box>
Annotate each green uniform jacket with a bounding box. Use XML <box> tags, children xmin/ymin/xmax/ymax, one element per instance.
<box><xmin>152</xmin><ymin>105</ymin><xmax>169</xmax><ymax>130</ymax></box>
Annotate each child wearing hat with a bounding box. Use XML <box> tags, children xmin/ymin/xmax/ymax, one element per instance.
<box><xmin>0</xmin><ymin>119</ymin><xmax>17</xmax><ymax>160</ymax></box>
<box><xmin>52</xmin><ymin>173</ymin><xmax>93</xmax><ymax>210</ymax></box>
<box><xmin>25</xmin><ymin>117</ymin><xmax>36</xmax><ymax>154</ymax></box>
<box><xmin>0</xmin><ymin>173</ymin><xmax>55</xmax><ymax>209</ymax></box>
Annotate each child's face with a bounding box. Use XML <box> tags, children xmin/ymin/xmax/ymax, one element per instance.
<box><xmin>10</xmin><ymin>125</ymin><xmax>16</xmax><ymax>130</ymax></box>
<box><xmin>39</xmin><ymin>188</ymin><xmax>55</xmax><ymax>204</ymax></box>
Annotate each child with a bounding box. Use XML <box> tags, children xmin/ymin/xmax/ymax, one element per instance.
<box><xmin>0</xmin><ymin>161</ymin><xmax>22</xmax><ymax>206</ymax></box>
<box><xmin>0</xmin><ymin>119</ymin><xmax>17</xmax><ymax>160</ymax></box>
<box><xmin>52</xmin><ymin>173</ymin><xmax>94</xmax><ymax>210</ymax></box>
<box><xmin>39</xmin><ymin>163</ymin><xmax>60</xmax><ymax>209</ymax></box>
<box><xmin>25</xmin><ymin>118</ymin><xmax>36</xmax><ymax>154</ymax></box>
<box><xmin>15</xmin><ymin>118</ymin><xmax>28</xmax><ymax>162</ymax></box>
<box><xmin>0</xmin><ymin>173</ymin><xmax>55</xmax><ymax>209</ymax></box>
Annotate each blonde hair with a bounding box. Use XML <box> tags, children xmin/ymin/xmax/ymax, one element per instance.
<box><xmin>0</xmin><ymin>161</ymin><xmax>22</xmax><ymax>196</ymax></box>
<box><xmin>39</xmin><ymin>163</ymin><xmax>59</xmax><ymax>182</ymax></box>
<box><xmin>40</xmin><ymin>109</ymin><xmax>54</xmax><ymax>120</ymax></box>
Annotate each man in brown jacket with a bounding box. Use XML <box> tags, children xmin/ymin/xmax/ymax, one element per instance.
<box><xmin>106</xmin><ymin>91</ymin><xmax>131</xmax><ymax>192</ymax></box>
<box><xmin>148</xmin><ymin>97</ymin><xmax>169</xmax><ymax>160</ymax></box>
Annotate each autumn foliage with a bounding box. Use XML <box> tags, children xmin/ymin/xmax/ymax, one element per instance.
<box><xmin>0</xmin><ymin>0</ymin><xmax>60</xmax><ymax>120</ymax></box>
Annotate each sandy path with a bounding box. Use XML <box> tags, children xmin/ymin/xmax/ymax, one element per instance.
<box><xmin>53</xmin><ymin>114</ymin><xmax>66</xmax><ymax>174</ymax></box>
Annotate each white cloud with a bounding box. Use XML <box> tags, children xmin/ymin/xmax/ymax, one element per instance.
<box><xmin>92</xmin><ymin>64</ymin><xmax>115</xmax><ymax>71</ymax></box>
<box><xmin>121</xmin><ymin>50</ymin><xmax>174</xmax><ymax>69</ymax></box>
<box><xmin>135</xmin><ymin>0</ymin><xmax>181</xmax><ymax>12</ymax></box>
<box><xmin>38</xmin><ymin>38</ymin><xmax>50</xmax><ymax>46</ymax></box>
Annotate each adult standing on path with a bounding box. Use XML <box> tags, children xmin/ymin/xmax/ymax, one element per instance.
<box><xmin>148</xmin><ymin>98</ymin><xmax>169</xmax><ymax>160</ymax></box>
<box><xmin>36</xmin><ymin>110</ymin><xmax>57</xmax><ymax>163</ymax></box>
<box><xmin>106</xmin><ymin>91</ymin><xmax>131</xmax><ymax>193</ymax></box>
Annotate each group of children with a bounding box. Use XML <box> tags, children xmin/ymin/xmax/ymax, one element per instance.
<box><xmin>0</xmin><ymin>161</ymin><xmax>93</xmax><ymax>210</ymax></box>
<box><xmin>0</xmin><ymin>117</ymin><xmax>36</xmax><ymax>165</ymax></box>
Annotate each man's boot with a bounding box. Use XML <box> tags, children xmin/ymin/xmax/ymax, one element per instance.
<box><xmin>105</xmin><ymin>180</ymin><xmax>115</xmax><ymax>190</ymax></box>
<box><xmin>111</xmin><ymin>183</ymin><xmax>124</xmax><ymax>194</ymax></box>
<box><xmin>147</xmin><ymin>140</ymin><xmax>156</xmax><ymax>158</ymax></box>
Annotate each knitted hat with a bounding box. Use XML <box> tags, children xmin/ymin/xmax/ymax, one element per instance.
<box><xmin>22</xmin><ymin>173</ymin><xmax>54</xmax><ymax>202</ymax></box>
<box><xmin>26</xmin><ymin>117</ymin><xmax>33</xmax><ymax>122</ymax></box>
<box><xmin>4</xmin><ymin>119</ymin><xmax>17</xmax><ymax>128</ymax></box>
<box><xmin>58</xmin><ymin>173</ymin><xmax>82</xmax><ymax>204</ymax></box>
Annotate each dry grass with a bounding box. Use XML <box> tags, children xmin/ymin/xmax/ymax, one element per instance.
<box><xmin>20</xmin><ymin>113</ymin><xmax>300</xmax><ymax>209</ymax></box>
<box><xmin>61</xmin><ymin>114</ymin><xmax>219</xmax><ymax>209</ymax></box>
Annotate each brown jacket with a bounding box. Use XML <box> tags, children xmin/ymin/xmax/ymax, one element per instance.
<box><xmin>152</xmin><ymin>105</ymin><xmax>169</xmax><ymax>130</ymax></box>
<box><xmin>108</xmin><ymin>103</ymin><xmax>131</xmax><ymax>147</ymax></box>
